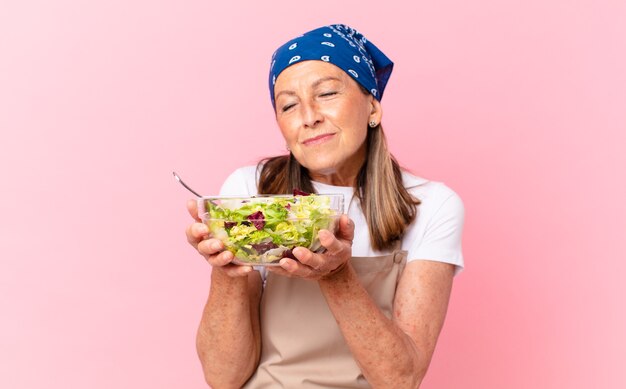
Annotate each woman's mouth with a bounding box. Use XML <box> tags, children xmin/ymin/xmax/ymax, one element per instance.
<box><xmin>302</xmin><ymin>133</ymin><xmax>336</xmax><ymax>146</ymax></box>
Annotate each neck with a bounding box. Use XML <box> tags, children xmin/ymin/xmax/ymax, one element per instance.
<box><xmin>307</xmin><ymin>144</ymin><xmax>366</xmax><ymax>187</ymax></box>
<box><xmin>309</xmin><ymin>171</ymin><xmax>357</xmax><ymax>187</ymax></box>
<box><xmin>308</xmin><ymin>158</ymin><xmax>364</xmax><ymax>187</ymax></box>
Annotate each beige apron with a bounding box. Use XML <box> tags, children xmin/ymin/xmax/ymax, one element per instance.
<box><xmin>243</xmin><ymin>249</ymin><xmax>408</xmax><ymax>388</ymax></box>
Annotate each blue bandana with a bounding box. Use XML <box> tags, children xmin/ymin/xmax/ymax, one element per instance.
<box><xmin>269</xmin><ymin>24</ymin><xmax>394</xmax><ymax>108</ymax></box>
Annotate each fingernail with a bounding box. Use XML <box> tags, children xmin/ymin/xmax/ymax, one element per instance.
<box><xmin>211</xmin><ymin>241</ymin><xmax>222</xmax><ymax>251</ymax></box>
<box><xmin>222</xmin><ymin>251</ymin><xmax>233</xmax><ymax>262</ymax></box>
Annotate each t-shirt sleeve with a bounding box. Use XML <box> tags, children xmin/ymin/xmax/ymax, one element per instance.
<box><xmin>218</xmin><ymin>166</ymin><xmax>259</xmax><ymax>196</ymax></box>
<box><xmin>410</xmin><ymin>189</ymin><xmax>465</xmax><ymax>274</ymax></box>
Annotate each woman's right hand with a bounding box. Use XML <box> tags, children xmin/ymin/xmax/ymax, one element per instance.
<box><xmin>185</xmin><ymin>199</ymin><xmax>253</xmax><ymax>278</ymax></box>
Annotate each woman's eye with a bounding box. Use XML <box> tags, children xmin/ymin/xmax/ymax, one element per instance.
<box><xmin>282</xmin><ymin>103</ymin><xmax>295</xmax><ymax>112</ymax></box>
<box><xmin>320</xmin><ymin>91</ymin><xmax>337</xmax><ymax>97</ymax></box>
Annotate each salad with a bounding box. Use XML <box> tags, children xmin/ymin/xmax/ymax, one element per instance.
<box><xmin>200</xmin><ymin>192</ymin><xmax>343</xmax><ymax>265</ymax></box>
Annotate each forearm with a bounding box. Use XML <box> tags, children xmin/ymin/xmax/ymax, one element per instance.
<box><xmin>319</xmin><ymin>264</ymin><xmax>426</xmax><ymax>389</ymax></box>
<box><xmin>196</xmin><ymin>269</ymin><xmax>261</xmax><ymax>388</ymax></box>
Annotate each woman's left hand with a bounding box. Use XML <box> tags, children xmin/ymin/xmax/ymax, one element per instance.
<box><xmin>267</xmin><ymin>214</ymin><xmax>355</xmax><ymax>280</ymax></box>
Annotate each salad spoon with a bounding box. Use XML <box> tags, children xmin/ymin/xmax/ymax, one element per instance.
<box><xmin>172</xmin><ymin>172</ymin><xmax>202</xmax><ymax>197</ymax></box>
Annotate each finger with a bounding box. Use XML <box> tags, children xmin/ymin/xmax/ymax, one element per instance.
<box><xmin>197</xmin><ymin>238</ymin><xmax>226</xmax><ymax>257</ymax></box>
<box><xmin>293</xmin><ymin>247</ymin><xmax>324</xmax><ymax>270</ymax></box>
<box><xmin>186</xmin><ymin>223</ymin><xmax>209</xmax><ymax>247</ymax></box>
<box><xmin>279</xmin><ymin>257</ymin><xmax>300</xmax><ymax>272</ymax></box>
<box><xmin>206</xmin><ymin>249</ymin><xmax>234</xmax><ymax>267</ymax></box>
<box><xmin>336</xmin><ymin>214</ymin><xmax>355</xmax><ymax>243</ymax></box>
<box><xmin>187</xmin><ymin>199</ymin><xmax>201</xmax><ymax>222</ymax></box>
<box><xmin>269</xmin><ymin>257</ymin><xmax>315</xmax><ymax>278</ymax></box>
<box><xmin>266</xmin><ymin>264</ymin><xmax>293</xmax><ymax>277</ymax></box>
<box><xmin>317</xmin><ymin>229</ymin><xmax>346</xmax><ymax>256</ymax></box>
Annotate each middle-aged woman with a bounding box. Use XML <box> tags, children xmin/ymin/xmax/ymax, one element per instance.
<box><xmin>186</xmin><ymin>24</ymin><xmax>465</xmax><ymax>388</ymax></box>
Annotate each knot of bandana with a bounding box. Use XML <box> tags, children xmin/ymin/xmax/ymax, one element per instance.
<box><xmin>269</xmin><ymin>24</ymin><xmax>394</xmax><ymax>108</ymax></box>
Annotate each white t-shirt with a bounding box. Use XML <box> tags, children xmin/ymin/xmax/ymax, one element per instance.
<box><xmin>219</xmin><ymin>165</ymin><xmax>465</xmax><ymax>274</ymax></box>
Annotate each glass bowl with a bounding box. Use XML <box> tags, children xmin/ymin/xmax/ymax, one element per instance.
<box><xmin>197</xmin><ymin>194</ymin><xmax>344</xmax><ymax>266</ymax></box>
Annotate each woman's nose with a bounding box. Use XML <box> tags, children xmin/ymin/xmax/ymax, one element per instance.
<box><xmin>300</xmin><ymin>101</ymin><xmax>324</xmax><ymax>128</ymax></box>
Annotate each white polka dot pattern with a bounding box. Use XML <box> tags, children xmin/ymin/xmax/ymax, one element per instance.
<box><xmin>269</xmin><ymin>24</ymin><xmax>394</xmax><ymax>108</ymax></box>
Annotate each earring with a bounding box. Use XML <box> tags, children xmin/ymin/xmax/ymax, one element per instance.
<box><xmin>286</xmin><ymin>144</ymin><xmax>291</xmax><ymax>152</ymax></box>
<box><xmin>369</xmin><ymin>121</ymin><xmax>377</xmax><ymax>128</ymax></box>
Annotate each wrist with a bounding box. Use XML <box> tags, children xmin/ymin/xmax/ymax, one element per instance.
<box><xmin>211</xmin><ymin>266</ymin><xmax>249</xmax><ymax>286</ymax></box>
<box><xmin>319</xmin><ymin>260</ymin><xmax>352</xmax><ymax>282</ymax></box>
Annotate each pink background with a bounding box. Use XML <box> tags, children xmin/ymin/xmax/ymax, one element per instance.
<box><xmin>1</xmin><ymin>0</ymin><xmax>625</xmax><ymax>388</ymax></box>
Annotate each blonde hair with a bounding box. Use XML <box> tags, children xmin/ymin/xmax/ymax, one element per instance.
<box><xmin>257</xmin><ymin>125</ymin><xmax>419</xmax><ymax>251</ymax></box>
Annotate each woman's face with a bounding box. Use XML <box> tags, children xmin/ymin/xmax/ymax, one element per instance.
<box><xmin>273</xmin><ymin>60</ymin><xmax>382</xmax><ymax>186</ymax></box>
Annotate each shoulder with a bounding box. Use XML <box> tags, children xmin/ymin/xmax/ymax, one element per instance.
<box><xmin>219</xmin><ymin>165</ymin><xmax>260</xmax><ymax>196</ymax></box>
<box><xmin>400</xmin><ymin>170</ymin><xmax>465</xmax><ymax>272</ymax></box>
<box><xmin>401</xmin><ymin>170</ymin><xmax>464</xmax><ymax>218</ymax></box>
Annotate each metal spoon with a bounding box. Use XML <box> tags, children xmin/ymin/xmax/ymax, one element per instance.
<box><xmin>172</xmin><ymin>171</ymin><xmax>202</xmax><ymax>197</ymax></box>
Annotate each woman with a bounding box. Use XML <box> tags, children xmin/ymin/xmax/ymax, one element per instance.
<box><xmin>186</xmin><ymin>24</ymin><xmax>464</xmax><ymax>388</ymax></box>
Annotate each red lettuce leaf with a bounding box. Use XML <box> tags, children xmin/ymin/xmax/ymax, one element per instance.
<box><xmin>281</xmin><ymin>249</ymin><xmax>298</xmax><ymax>260</ymax></box>
<box><xmin>247</xmin><ymin>210</ymin><xmax>265</xmax><ymax>230</ymax></box>
<box><xmin>251</xmin><ymin>242</ymin><xmax>278</xmax><ymax>254</ymax></box>
<box><xmin>293</xmin><ymin>188</ymin><xmax>311</xmax><ymax>196</ymax></box>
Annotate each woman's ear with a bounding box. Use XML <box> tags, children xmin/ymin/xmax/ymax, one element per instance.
<box><xmin>369</xmin><ymin>98</ymin><xmax>383</xmax><ymax>126</ymax></box>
